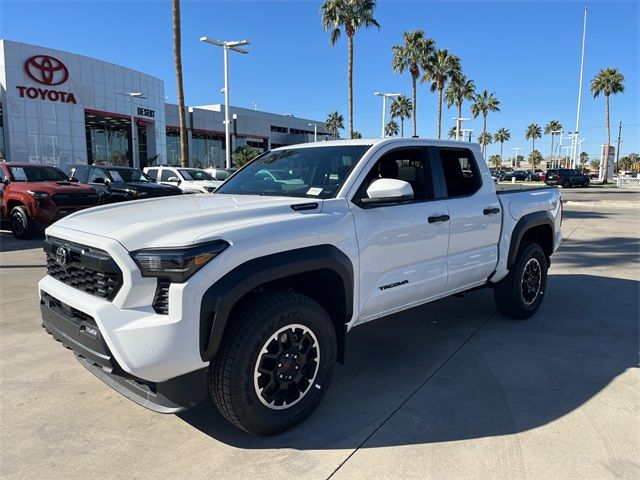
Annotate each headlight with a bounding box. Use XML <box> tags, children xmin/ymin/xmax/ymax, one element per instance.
<box><xmin>130</xmin><ymin>240</ymin><xmax>229</xmax><ymax>282</ymax></box>
<box><xmin>27</xmin><ymin>190</ymin><xmax>48</xmax><ymax>200</ymax></box>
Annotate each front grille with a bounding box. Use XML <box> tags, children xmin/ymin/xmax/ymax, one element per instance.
<box><xmin>44</xmin><ymin>238</ymin><xmax>122</xmax><ymax>300</ymax></box>
<box><xmin>41</xmin><ymin>292</ymin><xmax>97</xmax><ymax>327</ymax></box>
<box><xmin>52</xmin><ymin>192</ymin><xmax>99</xmax><ymax>206</ymax></box>
<box><xmin>152</xmin><ymin>278</ymin><xmax>171</xmax><ymax>314</ymax></box>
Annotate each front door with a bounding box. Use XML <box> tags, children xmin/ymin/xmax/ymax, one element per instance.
<box><xmin>349</xmin><ymin>146</ymin><xmax>449</xmax><ymax>324</ymax></box>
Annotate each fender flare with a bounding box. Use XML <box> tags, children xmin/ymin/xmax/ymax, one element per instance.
<box><xmin>507</xmin><ymin>210</ymin><xmax>555</xmax><ymax>269</ymax></box>
<box><xmin>199</xmin><ymin>244</ymin><xmax>354</xmax><ymax>362</ymax></box>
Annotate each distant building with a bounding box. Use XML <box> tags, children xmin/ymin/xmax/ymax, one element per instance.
<box><xmin>0</xmin><ymin>39</ymin><xmax>331</xmax><ymax>170</ymax></box>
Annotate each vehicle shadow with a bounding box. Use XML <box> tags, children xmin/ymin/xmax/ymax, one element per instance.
<box><xmin>179</xmin><ymin>273</ymin><xmax>638</xmax><ymax>448</ymax></box>
<box><xmin>0</xmin><ymin>231</ymin><xmax>45</xmax><ymax>253</ymax></box>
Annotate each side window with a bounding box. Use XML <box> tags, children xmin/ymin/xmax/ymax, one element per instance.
<box><xmin>88</xmin><ymin>167</ymin><xmax>105</xmax><ymax>183</ymax></box>
<box><xmin>355</xmin><ymin>148</ymin><xmax>430</xmax><ymax>202</ymax></box>
<box><xmin>160</xmin><ymin>169</ymin><xmax>176</xmax><ymax>182</ymax></box>
<box><xmin>0</xmin><ymin>166</ymin><xmax>7</xmax><ymax>183</ymax></box>
<box><xmin>438</xmin><ymin>148</ymin><xmax>481</xmax><ymax>198</ymax></box>
<box><xmin>73</xmin><ymin>166</ymin><xmax>88</xmax><ymax>182</ymax></box>
<box><xmin>146</xmin><ymin>168</ymin><xmax>158</xmax><ymax>180</ymax></box>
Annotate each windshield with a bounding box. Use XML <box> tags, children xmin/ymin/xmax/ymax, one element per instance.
<box><xmin>216</xmin><ymin>145</ymin><xmax>370</xmax><ymax>198</ymax></box>
<box><xmin>179</xmin><ymin>169</ymin><xmax>213</xmax><ymax>181</ymax></box>
<box><xmin>9</xmin><ymin>165</ymin><xmax>68</xmax><ymax>182</ymax></box>
<box><xmin>106</xmin><ymin>168</ymin><xmax>151</xmax><ymax>183</ymax></box>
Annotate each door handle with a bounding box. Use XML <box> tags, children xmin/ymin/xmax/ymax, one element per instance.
<box><xmin>483</xmin><ymin>207</ymin><xmax>501</xmax><ymax>215</ymax></box>
<box><xmin>428</xmin><ymin>214</ymin><xmax>450</xmax><ymax>223</ymax></box>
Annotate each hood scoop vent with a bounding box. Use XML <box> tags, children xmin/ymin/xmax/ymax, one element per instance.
<box><xmin>291</xmin><ymin>203</ymin><xmax>318</xmax><ymax>211</ymax></box>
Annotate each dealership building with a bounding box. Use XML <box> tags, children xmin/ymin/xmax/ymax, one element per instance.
<box><xmin>0</xmin><ymin>39</ymin><xmax>331</xmax><ymax>170</ymax></box>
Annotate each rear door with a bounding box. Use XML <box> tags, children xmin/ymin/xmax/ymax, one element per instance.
<box><xmin>431</xmin><ymin>146</ymin><xmax>501</xmax><ymax>293</ymax></box>
<box><xmin>349</xmin><ymin>145</ymin><xmax>449</xmax><ymax>323</ymax></box>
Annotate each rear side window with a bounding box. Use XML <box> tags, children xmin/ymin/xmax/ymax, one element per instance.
<box><xmin>71</xmin><ymin>166</ymin><xmax>88</xmax><ymax>182</ymax></box>
<box><xmin>438</xmin><ymin>148</ymin><xmax>481</xmax><ymax>198</ymax></box>
<box><xmin>146</xmin><ymin>168</ymin><xmax>158</xmax><ymax>180</ymax></box>
<box><xmin>88</xmin><ymin>167</ymin><xmax>105</xmax><ymax>183</ymax></box>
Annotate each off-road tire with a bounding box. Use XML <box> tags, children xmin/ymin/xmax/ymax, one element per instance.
<box><xmin>210</xmin><ymin>291</ymin><xmax>337</xmax><ymax>435</ymax></box>
<box><xmin>10</xmin><ymin>206</ymin><xmax>34</xmax><ymax>239</ymax></box>
<box><xmin>494</xmin><ymin>242</ymin><xmax>548</xmax><ymax>319</ymax></box>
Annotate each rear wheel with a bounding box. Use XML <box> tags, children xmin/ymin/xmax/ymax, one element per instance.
<box><xmin>10</xmin><ymin>206</ymin><xmax>34</xmax><ymax>239</ymax></box>
<box><xmin>210</xmin><ymin>291</ymin><xmax>337</xmax><ymax>435</ymax></box>
<box><xmin>494</xmin><ymin>243</ymin><xmax>548</xmax><ymax>319</ymax></box>
<box><xmin>562</xmin><ymin>180</ymin><xmax>571</xmax><ymax>188</ymax></box>
<box><xmin>582</xmin><ymin>180</ymin><xmax>589</xmax><ymax>188</ymax></box>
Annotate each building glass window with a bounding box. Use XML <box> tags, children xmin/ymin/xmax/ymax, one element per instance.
<box><xmin>192</xmin><ymin>132</ymin><xmax>225</xmax><ymax>168</ymax></box>
<box><xmin>84</xmin><ymin>112</ymin><xmax>131</xmax><ymax>166</ymax></box>
<box><xmin>0</xmin><ymin>104</ymin><xmax>5</xmax><ymax>161</ymax></box>
<box><xmin>166</xmin><ymin>128</ymin><xmax>181</xmax><ymax>166</ymax></box>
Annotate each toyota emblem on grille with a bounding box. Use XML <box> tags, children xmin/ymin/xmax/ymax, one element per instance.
<box><xmin>55</xmin><ymin>246</ymin><xmax>69</xmax><ymax>267</ymax></box>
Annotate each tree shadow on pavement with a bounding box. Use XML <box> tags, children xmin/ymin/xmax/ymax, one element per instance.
<box><xmin>0</xmin><ymin>231</ymin><xmax>45</xmax><ymax>253</ymax></box>
<box><xmin>554</xmin><ymin>236</ymin><xmax>639</xmax><ymax>268</ymax></box>
<box><xmin>179</xmin><ymin>274</ymin><xmax>638</xmax><ymax>449</ymax></box>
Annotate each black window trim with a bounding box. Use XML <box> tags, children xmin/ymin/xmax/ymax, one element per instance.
<box><xmin>430</xmin><ymin>145</ymin><xmax>483</xmax><ymax>200</ymax></box>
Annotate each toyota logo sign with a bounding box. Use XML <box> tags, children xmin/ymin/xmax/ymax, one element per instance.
<box><xmin>55</xmin><ymin>246</ymin><xmax>69</xmax><ymax>267</ymax></box>
<box><xmin>24</xmin><ymin>55</ymin><xmax>69</xmax><ymax>86</ymax></box>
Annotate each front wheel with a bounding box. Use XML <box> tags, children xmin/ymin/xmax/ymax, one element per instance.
<box><xmin>210</xmin><ymin>291</ymin><xmax>337</xmax><ymax>435</ymax></box>
<box><xmin>562</xmin><ymin>180</ymin><xmax>571</xmax><ymax>188</ymax></box>
<box><xmin>494</xmin><ymin>243</ymin><xmax>548</xmax><ymax>319</ymax></box>
<box><xmin>582</xmin><ymin>180</ymin><xmax>589</xmax><ymax>188</ymax></box>
<box><xmin>10</xmin><ymin>206</ymin><xmax>34</xmax><ymax>239</ymax></box>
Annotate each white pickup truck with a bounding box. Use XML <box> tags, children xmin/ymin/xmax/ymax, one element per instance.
<box><xmin>39</xmin><ymin>139</ymin><xmax>562</xmax><ymax>435</ymax></box>
<box><xmin>144</xmin><ymin>166</ymin><xmax>221</xmax><ymax>193</ymax></box>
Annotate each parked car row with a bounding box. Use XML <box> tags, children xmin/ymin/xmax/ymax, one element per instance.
<box><xmin>490</xmin><ymin>168</ymin><xmax>589</xmax><ymax>188</ymax></box>
<box><xmin>1</xmin><ymin>162</ymin><xmax>236</xmax><ymax>239</ymax></box>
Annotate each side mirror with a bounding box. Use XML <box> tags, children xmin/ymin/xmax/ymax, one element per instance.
<box><xmin>92</xmin><ymin>177</ymin><xmax>105</xmax><ymax>184</ymax></box>
<box><xmin>69</xmin><ymin>177</ymin><xmax>79</xmax><ymax>183</ymax></box>
<box><xmin>167</xmin><ymin>176</ymin><xmax>180</xmax><ymax>183</ymax></box>
<box><xmin>359</xmin><ymin>178</ymin><xmax>414</xmax><ymax>207</ymax></box>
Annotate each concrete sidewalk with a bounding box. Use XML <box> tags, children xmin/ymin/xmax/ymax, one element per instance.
<box><xmin>0</xmin><ymin>201</ymin><xmax>638</xmax><ymax>480</ymax></box>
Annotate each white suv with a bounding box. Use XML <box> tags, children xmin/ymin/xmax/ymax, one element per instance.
<box><xmin>144</xmin><ymin>166</ymin><xmax>221</xmax><ymax>193</ymax></box>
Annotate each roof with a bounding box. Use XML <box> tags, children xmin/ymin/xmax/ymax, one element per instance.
<box><xmin>271</xmin><ymin>137</ymin><xmax>479</xmax><ymax>150</ymax></box>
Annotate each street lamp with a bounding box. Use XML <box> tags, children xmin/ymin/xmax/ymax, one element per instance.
<box><xmin>374</xmin><ymin>92</ymin><xmax>401</xmax><ymax>137</ymax></box>
<box><xmin>460</xmin><ymin>128</ymin><xmax>473</xmax><ymax>143</ymax></box>
<box><xmin>452</xmin><ymin>116</ymin><xmax>471</xmax><ymax>141</ymax></box>
<box><xmin>116</xmin><ymin>91</ymin><xmax>146</xmax><ymax>168</ymax></box>
<box><xmin>308</xmin><ymin>123</ymin><xmax>318</xmax><ymax>142</ymax></box>
<box><xmin>511</xmin><ymin>147</ymin><xmax>523</xmax><ymax>168</ymax></box>
<box><xmin>200</xmin><ymin>36</ymin><xmax>250</xmax><ymax>169</ymax></box>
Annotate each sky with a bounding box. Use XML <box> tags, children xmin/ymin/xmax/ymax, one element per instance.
<box><xmin>1</xmin><ymin>0</ymin><xmax>638</xmax><ymax>159</ymax></box>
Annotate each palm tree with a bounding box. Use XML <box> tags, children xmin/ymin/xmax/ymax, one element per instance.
<box><xmin>322</xmin><ymin>0</ymin><xmax>380</xmax><ymax>139</ymax></box>
<box><xmin>422</xmin><ymin>49</ymin><xmax>461</xmax><ymax>139</ymax></box>
<box><xmin>352</xmin><ymin>130</ymin><xmax>362</xmax><ymax>139</ymax></box>
<box><xmin>591</xmin><ymin>67</ymin><xmax>625</xmax><ymax>183</ymax></box>
<box><xmin>447</xmin><ymin>126</ymin><xmax>457</xmax><ymax>139</ymax></box>
<box><xmin>172</xmin><ymin>0</ymin><xmax>188</xmax><ymax>167</ymax></box>
<box><xmin>392</xmin><ymin>30</ymin><xmax>435</xmax><ymax>137</ymax></box>
<box><xmin>325</xmin><ymin>111</ymin><xmax>344</xmax><ymax>139</ymax></box>
<box><xmin>385</xmin><ymin>120</ymin><xmax>399</xmax><ymax>137</ymax></box>
<box><xmin>544</xmin><ymin>120</ymin><xmax>562</xmax><ymax>166</ymax></box>
<box><xmin>493</xmin><ymin>128</ymin><xmax>510</xmax><ymax>164</ymax></box>
<box><xmin>528</xmin><ymin>150</ymin><xmax>543</xmax><ymax>170</ymax></box>
<box><xmin>445</xmin><ymin>74</ymin><xmax>475</xmax><ymax>140</ymax></box>
<box><xmin>579</xmin><ymin>151</ymin><xmax>589</xmax><ymax>173</ymax></box>
<box><xmin>389</xmin><ymin>95</ymin><xmax>412</xmax><ymax>137</ymax></box>
<box><xmin>489</xmin><ymin>154</ymin><xmax>502</xmax><ymax>169</ymax></box>
<box><xmin>478</xmin><ymin>132</ymin><xmax>492</xmax><ymax>153</ymax></box>
<box><xmin>471</xmin><ymin>90</ymin><xmax>500</xmax><ymax>157</ymax></box>
<box><xmin>525</xmin><ymin>123</ymin><xmax>542</xmax><ymax>173</ymax></box>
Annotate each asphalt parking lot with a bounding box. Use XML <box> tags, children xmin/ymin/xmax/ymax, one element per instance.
<box><xmin>1</xmin><ymin>190</ymin><xmax>638</xmax><ymax>480</ymax></box>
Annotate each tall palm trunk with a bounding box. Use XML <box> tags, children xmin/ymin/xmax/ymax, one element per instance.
<box><xmin>436</xmin><ymin>86</ymin><xmax>443</xmax><ymax>139</ymax></box>
<box><xmin>531</xmin><ymin>139</ymin><xmax>535</xmax><ymax>172</ymax></box>
<box><xmin>456</xmin><ymin>102</ymin><xmax>462</xmax><ymax>141</ymax></box>
<box><xmin>172</xmin><ymin>0</ymin><xmax>188</xmax><ymax>167</ymax></box>
<box><xmin>347</xmin><ymin>34</ymin><xmax>354</xmax><ymax>139</ymax></box>
<box><xmin>411</xmin><ymin>75</ymin><xmax>417</xmax><ymax>137</ymax></box>
<box><xmin>400</xmin><ymin>116</ymin><xmax>404</xmax><ymax>137</ymax></box>
<box><xmin>603</xmin><ymin>94</ymin><xmax>610</xmax><ymax>183</ymax></box>
<box><xmin>482</xmin><ymin>114</ymin><xmax>487</xmax><ymax>157</ymax></box>
<box><xmin>500</xmin><ymin>141</ymin><xmax>504</xmax><ymax>165</ymax></box>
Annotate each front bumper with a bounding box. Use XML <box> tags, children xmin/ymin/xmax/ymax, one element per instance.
<box><xmin>40</xmin><ymin>289</ymin><xmax>207</xmax><ymax>412</ymax></box>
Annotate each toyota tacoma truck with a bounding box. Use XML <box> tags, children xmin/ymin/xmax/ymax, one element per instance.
<box><xmin>0</xmin><ymin>163</ymin><xmax>99</xmax><ymax>239</ymax></box>
<box><xmin>39</xmin><ymin>139</ymin><xmax>562</xmax><ymax>435</ymax></box>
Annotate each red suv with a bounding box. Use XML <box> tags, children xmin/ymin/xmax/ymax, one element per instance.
<box><xmin>0</xmin><ymin>163</ymin><xmax>99</xmax><ymax>239</ymax></box>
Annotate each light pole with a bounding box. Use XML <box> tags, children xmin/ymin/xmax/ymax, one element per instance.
<box><xmin>562</xmin><ymin>146</ymin><xmax>572</xmax><ymax>168</ymax></box>
<box><xmin>200</xmin><ymin>36</ymin><xmax>250</xmax><ymax>169</ymax></box>
<box><xmin>116</xmin><ymin>91</ymin><xmax>146</xmax><ymax>168</ymax></box>
<box><xmin>511</xmin><ymin>147</ymin><xmax>523</xmax><ymax>168</ymax></box>
<box><xmin>374</xmin><ymin>92</ymin><xmax>401</xmax><ymax>137</ymax></box>
<box><xmin>308</xmin><ymin>123</ymin><xmax>318</xmax><ymax>142</ymax></box>
<box><xmin>452</xmin><ymin>116</ymin><xmax>471</xmax><ymax>140</ymax></box>
<box><xmin>572</xmin><ymin>7</ymin><xmax>588</xmax><ymax>169</ymax></box>
<box><xmin>460</xmin><ymin>128</ymin><xmax>473</xmax><ymax>143</ymax></box>
<box><xmin>550</xmin><ymin>129</ymin><xmax>562</xmax><ymax>168</ymax></box>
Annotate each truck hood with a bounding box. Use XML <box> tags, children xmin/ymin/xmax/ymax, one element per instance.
<box><xmin>12</xmin><ymin>181</ymin><xmax>96</xmax><ymax>194</ymax></box>
<box><xmin>182</xmin><ymin>180</ymin><xmax>222</xmax><ymax>189</ymax></box>
<box><xmin>109</xmin><ymin>182</ymin><xmax>181</xmax><ymax>193</ymax></box>
<box><xmin>50</xmin><ymin>194</ymin><xmax>322</xmax><ymax>250</ymax></box>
